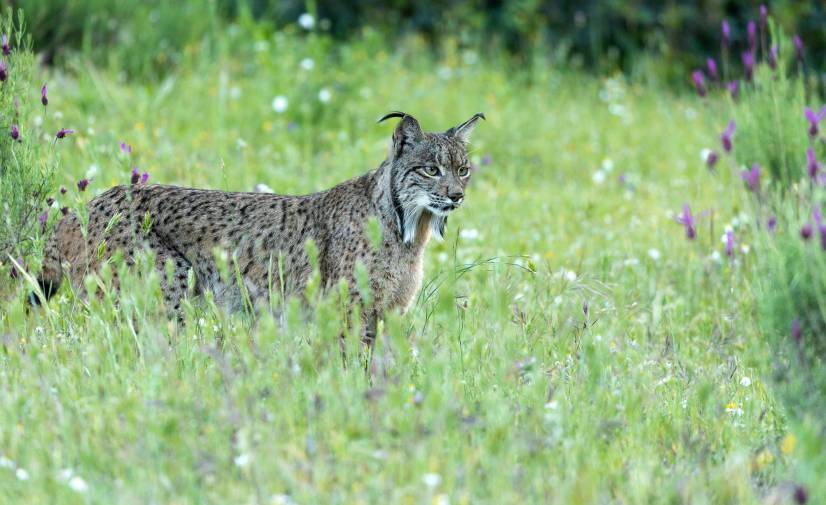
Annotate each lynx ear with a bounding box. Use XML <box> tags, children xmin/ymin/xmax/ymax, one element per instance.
<box><xmin>378</xmin><ymin>111</ymin><xmax>423</xmax><ymax>158</ymax></box>
<box><xmin>447</xmin><ymin>112</ymin><xmax>486</xmax><ymax>144</ymax></box>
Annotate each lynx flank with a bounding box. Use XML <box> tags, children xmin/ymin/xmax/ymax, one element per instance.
<box><xmin>35</xmin><ymin>112</ymin><xmax>484</xmax><ymax>340</ymax></box>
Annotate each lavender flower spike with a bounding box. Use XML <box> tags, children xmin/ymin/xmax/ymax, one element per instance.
<box><xmin>800</xmin><ymin>223</ymin><xmax>813</xmax><ymax>241</ymax></box>
<box><xmin>767</xmin><ymin>215</ymin><xmax>777</xmax><ymax>232</ymax></box>
<box><xmin>131</xmin><ymin>167</ymin><xmax>140</xmax><ymax>185</ymax></box>
<box><xmin>77</xmin><ymin>179</ymin><xmax>89</xmax><ymax>192</ymax></box>
<box><xmin>747</xmin><ymin>21</ymin><xmax>757</xmax><ymax>51</ymax></box>
<box><xmin>0</xmin><ymin>59</ymin><xmax>6</xmax><ymax>82</ymax></box>
<box><xmin>706</xmin><ymin>58</ymin><xmax>718</xmax><ymax>80</ymax></box>
<box><xmin>1</xmin><ymin>34</ymin><xmax>9</xmax><ymax>55</ymax></box>
<box><xmin>721</xmin><ymin>121</ymin><xmax>736</xmax><ymax>152</ymax></box>
<box><xmin>10</xmin><ymin>124</ymin><xmax>19</xmax><ymax>141</ymax></box>
<box><xmin>741</xmin><ymin>163</ymin><xmax>761</xmax><ymax>192</ymax></box>
<box><xmin>725</xmin><ymin>230</ymin><xmax>735</xmax><ymax>257</ymax></box>
<box><xmin>691</xmin><ymin>70</ymin><xmax>706</xmax><ymax>97</ymax></box>
<box><xmin>678</xmin><ymin>204</ymin><xmax>696</xmax><ymax>240</ymax></box>
<box><xmin>804</xmin><ymin>106</ymin><xmax>826</xmax><ymax>138</ymax></box>
<box><xmin>56</xmin><ymin>128</ymin><xmax>74</xmax><ymax>139</ymax></box>
<box><xmin>742</xmin><ymin>51</ymin><xmax>755</xmax><ymax>82</ymax></box>
<box><xmin>722</xmin><ymin>21</ymin><xmax>731</xmax><ymax>48</ymax></box>
<box><xmin>140</xmin><ymin>171</ymin><xmax>149</xmax><ymax>184</ymax></box>
<box><xmin>41</xmin><ymin>83</ymin><xmax>48</xmax><ymax>106</ymax></box>
<box><xmin>727</xmin><ymin>81</ymin><xmax>740</xmax><ymax>100</ymax></box>
<box><xmin>759</xmin><ymin>5</ymin><xmax>768</xmax><ymax>29</ymax></box>
<box><xmin>793</xmin><ymin>35</ymin><xmax>804</xmax><ymax>63</ymax></box>
<box><xmin>807</xmin><ymin>148</ymin><xmax>820</xmax><ymax>180</ymax></box>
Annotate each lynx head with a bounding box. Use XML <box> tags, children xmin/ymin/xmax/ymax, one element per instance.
<box><xmin>378</xmin><ymin>111</ymin><xmax>485</xmax><ymax>244</ymax></box>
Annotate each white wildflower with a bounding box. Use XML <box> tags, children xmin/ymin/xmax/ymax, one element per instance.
<box><xmin>423</xmin><ymin>473</ymin><xmax>442</xmax><ymax>488</ymax></box>
<box><xmin>298</xmin><ymin>13</ymin><xmax>315</xmax><ymax>30</ymax></box>
<box><xmin>740</xmin><ymin>376</ymin><xmax>752</xmax><ymax>387</ymax></box>
<box><xmin>564</xmin><ymin>270</ymin><xmax>577</xmax><ymax>282</ymax></box>
<box><xmin>601</xmin><ymin>158</ymin><xmax>614</xmax><ymax>172</ymax></box>
<box><xmin>254</xmin><ymin>183</ymin><xmax>274</xmax><ymax>193</ymax></box>
<box><xmin>68</xmin><ymin>476</ymin><xmax>88</xmax><ymax>493</ymax></box>
<box><xmin>459</xmin><ymin>228</ymin><xmax>479</xmax><ymax>240</ymax></box>
<box><xmin>85</xmin><ymin>164</ymin><xmax>99</xmax><ymax>178</ymax></box>
<box><xmin>271</xmin><ymin>95</ymin><xmax>288</xmax><ymax>113</ymax></box>
<box><xmin>234</xmin><ymin>453</ymin><xmax>252</xmax><ymax>468</ymax></box>
<box><xmin>318</xmin><ymin>88</ymin><xmax>332</xmax><ymax>103</ymax></box>
<box><xmin>647</xmin><ymin>248</ymin><xmax>661</xmax><ymax>261</ymax></box>
<box><xmin>700</xmin><ymin>148</ymin><xmax>712</xmax><ymax>162</ymax></box>
<box><xmin>592</xmin><ymin>170</ymin><xmax>606</xmax><ymax>184</ymax></box>
<box><xmin>300</xmin><ymin>58</ymin><xmax>315</xmax><ymax>71</ymax></box>
<box><xmin>16</xmin><ymin>468</ymin><xmax>29</xmax><ymax>481</ymax></box>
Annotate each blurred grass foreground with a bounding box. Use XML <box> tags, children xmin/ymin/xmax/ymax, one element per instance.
<box><xmin>1</xmin><ymin>1</ymin><xmax>826</xmax><ymax>504</ymax></box>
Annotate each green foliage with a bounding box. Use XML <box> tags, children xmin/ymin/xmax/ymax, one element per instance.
<box><xmin>15</xmin><ymin>1</ymin><xmax>826</xmax><ymax>82</ymax></box>
<box><xmin>0</xmin><ymin>10</ymin><xmax>58</xmax><ymax>280</ymax></box>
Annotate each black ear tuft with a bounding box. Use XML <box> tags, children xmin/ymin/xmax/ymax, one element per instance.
<box><xmin>447</xmin><ymin>112</ymin><xmax>486</xmax><ymax>143</ymax></box>
<box><xmin>377</xmin><ymin>111</ymin><xmax>409</xmax><ymax>123</ymax></box>
<box><xmin>379</xmin><ymin>111</ymin><xmax>424</xmax><ymax>158</ymax></box>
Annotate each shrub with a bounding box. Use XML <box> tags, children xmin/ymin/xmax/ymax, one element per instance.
<box><xmin>0</xmin><ymin>9</ymin><xmax>59</xmax><ymax>290</ymax></box>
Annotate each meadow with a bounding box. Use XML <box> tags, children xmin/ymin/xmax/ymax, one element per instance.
<box><xmin>1</xmin><ymin>9</ymin><xmax>825</xmax><ymax>504</ymax></box>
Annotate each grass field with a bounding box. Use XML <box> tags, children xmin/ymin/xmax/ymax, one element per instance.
<box><xmin>1</xmin><ymin>21</ymin><xmax>825</xmax><ymax>505</ymax></box>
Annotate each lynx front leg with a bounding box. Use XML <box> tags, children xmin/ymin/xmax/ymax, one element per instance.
<box><xmin>147</xmin><ymin>234</ymin><xmax>193</xmax><ymax>317</ymax></box>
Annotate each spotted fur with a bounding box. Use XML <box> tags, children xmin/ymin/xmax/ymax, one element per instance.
<box><xmin>35</xmin><ymin>112</ymin><xmax>484</xmax><ymax>339</ymax></box>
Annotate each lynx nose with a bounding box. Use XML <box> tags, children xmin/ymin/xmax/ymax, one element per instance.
<box><xmin>448</xmin><ymin>191</ymin><xmax>464</xmax><ymax>204</ymax></box>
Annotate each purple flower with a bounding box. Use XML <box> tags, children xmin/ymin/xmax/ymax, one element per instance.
<box><xmin>722</xmin><ymin>21</ymin><xmax>731</xmax><ymax>48</ymax></box>
<box><xmin>814</xmin><ymin>206</ymin><xmax>826</xmax><ymax>251</ymax></box>
<box><xmin>582</xmin><ymin>300</ymin><xmax>589</xmax><ymax>316</ymax></box>
<box><xmin>793</xmin><ymin>484</ymin><xmax>808</xmax><ymax>504</ymax></box>
<box><xmin>725</xmin><ymin>230</ymin><xmax>735</xmax><ymax>257</ymax></box>
<box><xmin>131</xmin><ymin>167</ymin><xmax>149</xmax><ymax>185</ymax></box>
<box><xmin>741</xmin><ymin>163</ymin><xmax>761</xmax><ymax>192</ymax></box>
<box><xmin>691</xmin><ymin>70</ymin><xmax>706</xmax><ymax>97</ymax></box>
<box><xmin>806</xmin><ymin>148</ymin><xmax>820</xmax><ymax>180</ymax></box>
<box><xmin>678</xmin><ymin>204</ymin><xmax>696</xmax><ymax>240</ymax></box>
<box><xmin>768</xmin><ymin>45</ymin><xmax>778</xmax><ymax>70</ymax></box>
<box><xmin>727</xmin><ymin>81</ymin><xmax>740</xmax><ymax>100</ymax></box>
<box><xmin>55</xmin><ymin>128</ymin><xmax>74</xmax><ymax>140</ymax></box>
<box><xmin>38</xmin><ymin>211</ymin><xmax>48</xmax><ymax>232</ymax></box>
<box><xmin>791</xmin><ymin>319</ymin><xmax>802</xmax><ymax>343</ymax></box>
<box><xmin>800</xmin><ymin>223</ymin><xmax>812</xmax><ymax>240</ymax></box>
<box><xmin>481</xmin><ymin>154</ymin><xmax>492</xmax><ymax>166</ymax></box>
<box><xmin>9</xmin><ymin>261</ymin><xmax>19</xmax><ymax>280</ymax></box>
<box><xmin>46</xmin><ymin>197</ymin><xmax>54</xmax><ymax>206</ymax></box>
<box><xmin>767</xmin><ymin>215</ymin><xmax>777</xmax><ymax>232</ymax></box>
<box><xmin>706</xmin><ymin>58</ymin><xmax>718</xmax><ymax>80</ymax></box>
<box><xmin>77</xmin><ymin>179</ymin><xmax>89</xmax><ymax>192</ymax></box>
<box><xmin>120</xmin><ymin>141</ymin><xmax>132</xmax><ymax>154</ymax></box>
<box><xmin>1</xmin><ymin>34</ymin><xmax>9</xmax><ymax>56</ymax></box>
<box><xmin>747</xmin><ymin>21</ymin><xmax>757</xmax><ymax>51</ymax></box>
<box><xmin>707</xmin><ymin>150</ymin><xmax>719</xmax><ymax>169</ymax></box>
<box><xmin>41</xmin><ymin>83</ymin><xmax>48</xmax><ymax>106</ymax></box>
<box><xmin>60</xmin><ymin>207</ymin><xmax>68</xmax><ymax>216</ymax></box>
<box><xmin>0</xmin><ymin>59</ymin><xmax>6</xmax><ymax>82</ymax></box>
<box><xmin>59</xmin><ymin>185</ymin><xmax>67</xmax><ymax>195</ymax></box>
<box><xmin>759</xmin><ymin>5</ymin><xmax>768</xmax><ymax>29</ymax></box>
<box><xmin>10</xmin><ymin>124</ymin><xmax>19</xmax><ymax>141</ymax></box>
<box><xmin>804</xmin><ymin>106</ymin><xmax>826</xmax><ymax>138</ymax></box>
<box><xmin>742</xmin><ymin>51</ymin><xmax>755</xmax><ymax>82</ymax></box>
<box><xmin>793</xmin><ymin>35</ymin><xmax>804</xmax><ymax>63</ymax></box>
<box><xmin>721</xmin><ymin>121</ymin><xmax>736</xmax><ymax>152</ymax></box>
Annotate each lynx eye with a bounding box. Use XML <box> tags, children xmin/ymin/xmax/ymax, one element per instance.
<box><xmin>457</xmin><ymin>166</ymin><xmax>470</xmax><ymax>177</ymax></box>
<box><xmin>420</xmin><ymin>166</ymin><xmax>440</xmax><ymax>177</ymax></box>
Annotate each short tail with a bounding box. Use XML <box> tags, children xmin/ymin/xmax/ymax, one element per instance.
<box><xmin>29</xmin><ymin>234</ymin><xmax>63</xmax><ymax>306</ymax></box>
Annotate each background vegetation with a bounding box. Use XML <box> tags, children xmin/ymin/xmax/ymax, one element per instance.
<box><xmin>1</xmin><ymin>1</ymin><xmax>824</xmax><ymax>503</ymax></box>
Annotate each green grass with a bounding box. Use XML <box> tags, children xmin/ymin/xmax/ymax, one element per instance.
<box><xmin>1</xmin><ymin>27</ymin><xmax>825</xmax><ymax>504</ymax></box>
